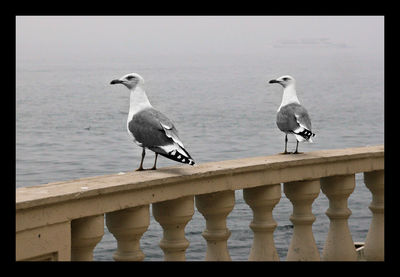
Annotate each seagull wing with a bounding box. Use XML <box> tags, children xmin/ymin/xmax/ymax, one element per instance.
<box><xmin>292</xmin><ymin>105</ymin><xmax>315</xmax><ymax>142</ymax></box>
<box><xmin>128</xmin><ymin>108</ymin><xmax>194</xmax><ymax>164</ymax></box>
<box><xmin>277</xmin><ymin>103</ymin><xmax>315</xmax><ymax>142</ymax></box>
<box><xmin>293</xmin><ymin>106</ymin><xmax>312</xmax><ymax>131</ymax></box>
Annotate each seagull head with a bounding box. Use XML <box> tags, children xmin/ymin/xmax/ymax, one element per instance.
<box><xmin>110</xmin><ymin>73</ymin><xmax>145</xmax><ymax>90</ymax></box>
<box><xmin>269</xmin><ymin>75</ymin><xmax>295</xmax><ymax>88</ymax></box>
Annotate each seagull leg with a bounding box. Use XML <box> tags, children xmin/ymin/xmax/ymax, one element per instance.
<box><xmin>280</xmin><ymin>134</ymin><xmax>289</xmax><ymax>154</ymax></box>
<box><xmin>151</xmin><ymin>153</ymin><xmax>158</xmax><ymax>170</ymax></box>
<box><xmin>136</xmin><ymin>147</ymin><xmax>146</xmax><ymax>171</ymax></box>
<box><xmin>285</xmin><ymin>134</ymin><xmax>288</xmax><ymax>154</ymax></box>
<box><xmin>292</xmin><ymin>140</ymin><xmax>301</xmax><ymax>154</ymax></box>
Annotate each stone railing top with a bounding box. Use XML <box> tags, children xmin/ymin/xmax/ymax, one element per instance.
<box><xmin>16</xmin><ymin>145</ymin><xmax>384</xmax><ymax>212</ymax></box>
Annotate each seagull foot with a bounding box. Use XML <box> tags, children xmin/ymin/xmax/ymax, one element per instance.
<box><xmin>292</xmin><ymin>151</ymin><xmax>303</xmax><ymax>154</ymax></box>
<box><xmin>135</xmin><ymin>167</ymin><xmax>157</xmax><ymax>171</ymax></box>
<box><xmin>279</xmin><ymin>151</ymin><xmax>290</xmax><ymax>155</ymax></box>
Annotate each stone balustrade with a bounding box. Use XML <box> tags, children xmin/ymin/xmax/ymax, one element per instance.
<box><xmin>16</xmin><ymin>145</ymin><xmax>384</xmax><ymax>261</ymax></box>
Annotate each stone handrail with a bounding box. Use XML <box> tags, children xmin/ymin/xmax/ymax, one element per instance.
<box><xmin>16</xmin><ymin>145</ymin><xmax>384</xmax><ymax>261</ymax></box>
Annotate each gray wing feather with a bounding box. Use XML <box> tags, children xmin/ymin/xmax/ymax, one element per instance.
<box><xmin>128</xmin><ymin>108</ymin><xmax>184</xmax><ymax>148</ymax></box>
<box><xmin>294</xmin><ymin>108</ymin><xmax>312</xmax><ymax>130</ymax></box>
<box><xmin>149</xmin><ymin>109</ymin><xmax>185</xmax><ymax>148</ymax></box>
<box><xmin>277</xmin><ymin>103</ymin><xmax>312</xmax><ymax>132</ymax></box>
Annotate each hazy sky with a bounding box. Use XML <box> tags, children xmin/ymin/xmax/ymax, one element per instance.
<box><xmin>16</xmin><ymin>16</ymin><xmax>384</xmax><ymax>61</ymax></box>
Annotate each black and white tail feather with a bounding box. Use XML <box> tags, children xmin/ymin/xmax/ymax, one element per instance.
<box><xmin>293</xmin><ymin>127</ymin><xmax>316</xmax><ymax>142</ymax></box>
<box><xmin>160</xmin><ymin>147</ymin><xmax>195</xmax><ymax>165</ymax></box>
<box><xmin>159</xmin><ymin>123</ymin><xmax>195</xmax><ymax>165</ymax></box>
<box><xmin>293</xmin><ymin>113</ymin><xmax>315</xmax><ymax>143</ymax></box>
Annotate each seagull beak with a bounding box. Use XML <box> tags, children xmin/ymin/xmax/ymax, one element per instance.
<box><xmin>110</xmin><ymin>79</ymin><xmax>123</xmax><ymax>85</ymax></box>
<box><xmin>269</xmin><ymin>79</ymin><xmax>280</xmax><ymax>84</ymax></box>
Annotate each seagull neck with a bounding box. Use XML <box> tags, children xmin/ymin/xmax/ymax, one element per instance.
<box><xmin>128</xmin><ymin>85</ymin><xmax>152</xmax><ymax>119</ymax></box>
<box><xmin>278</xmin><ymin>84</ymin><xmax>300</xmax><ymax>111</ymax></box>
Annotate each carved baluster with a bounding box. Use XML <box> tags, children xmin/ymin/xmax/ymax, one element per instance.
<box><xmin>243</xmin><ymin>184</ymin><xmax>281</xmax><ymax>261</ymax></box>
<box><xmin>320</xmin><ymin>175</ymin><xmax>357</xmax><ymax>261</ymax></box>
<box><xmin>106</xmin><ymin>205</ymin><xmax>150</xmax><ymax>261</ymax></box>
<box><xmin>195</xmin><ymin>190</ymin><xmax>235</xmax><ymax>261</ymax></box>
<box><xmin>152</xmin><ymin>196</ymin><xmax>194</xmax><ymax>261</ymax></box>
<box><xmin>284</xmin><ymin>179</ymin><xmax>320</xmax><ymax>261</ymax></box>
<box><xmin>71</xmin><ymin>214</ymin><xmax>104</xmax><ymax>261</ymax></box>
<box><xmin>363</xmin><ymin>170</ymin><xmax>384</xmax><ymax>261</ymax></box>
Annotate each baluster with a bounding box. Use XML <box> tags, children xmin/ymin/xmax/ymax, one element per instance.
<box><xmin>71</xmin><ymin>214</ymin><xmax>104</xmax><ymax>261</ymax></box>
<box><xmin>320</xmin><ymin>175</ymin><xmax>357</xmax><ymax>261</ymax></box>
<box><xmin>284</xmin><ymin>179</ymin><xmax>320</xmax><ymax>261</ymax></box>
<box><xmin>243</xmin><ymin>184</ymin><xmax>281</xmax><ymax>261</ymax></box>
<box><xmin>152</xmin><ymin>196</ymin><xmax>194</xmax><ymax>261</ymax></box>
<box><xmin>106</xmin><ymin>205</ymin><xmax>150</xmax><ymax>261</ymax></box>
<box><xmin>195</xmin><ymin>190</ymin><xmax>235</xmax><ymax>261</ymax></box>
<box><xmin>363</xmin><ymin>170</ymin><xmax>384</xmax><ymax>261</ymax></box>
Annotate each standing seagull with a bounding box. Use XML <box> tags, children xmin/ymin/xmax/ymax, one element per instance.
<box><xmin>269</xmin><ymin>75</ymin><xmax>315</xmax><ymax>154</ymax></box>
<box><xmin>110</xmin><ymin>73</ymin><xmax>195</xmax><ymax>171</ymax></box>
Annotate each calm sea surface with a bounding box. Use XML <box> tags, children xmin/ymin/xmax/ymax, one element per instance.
<box><xmin>16</xmin><ymin>50</ymin><xmax>384</xmax><ymax>260</ymax></box>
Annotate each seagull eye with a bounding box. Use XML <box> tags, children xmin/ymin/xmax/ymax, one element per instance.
<box><xmin>283</xmin><ymin>77</ymin><xmax>289</xmax><ymax>81</ymax></box>
<box><xmin>126</xmin><ymin>76</ymin><xmax>135</xmax><ymax>80</ymax></box>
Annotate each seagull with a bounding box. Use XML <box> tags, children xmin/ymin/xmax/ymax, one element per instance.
<box><xmin>269</xmin><ymin>75</ymin><xmax>315</xmax><ymax>154</ymax></box>
<box><xmin>110</xmin><ymin>73</ymin><xmax>195</xmax><ymax>171</ymax></box>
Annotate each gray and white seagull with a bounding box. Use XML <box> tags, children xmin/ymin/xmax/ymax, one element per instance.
<box><xmin>111</xmin><ymin>73</ymin><xmax>195</xmax><ymax>171</ymax></box>
<box><xmin>269</xmin><ymin>75</ymin><xmax>315</xmax><ymax>154</ymax></box>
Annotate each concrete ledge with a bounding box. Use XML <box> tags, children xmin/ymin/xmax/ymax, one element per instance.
<box><xmin>16</xmin><ymin>145</ymin><xmax>384</xmax><ymax>232</ymax></box>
